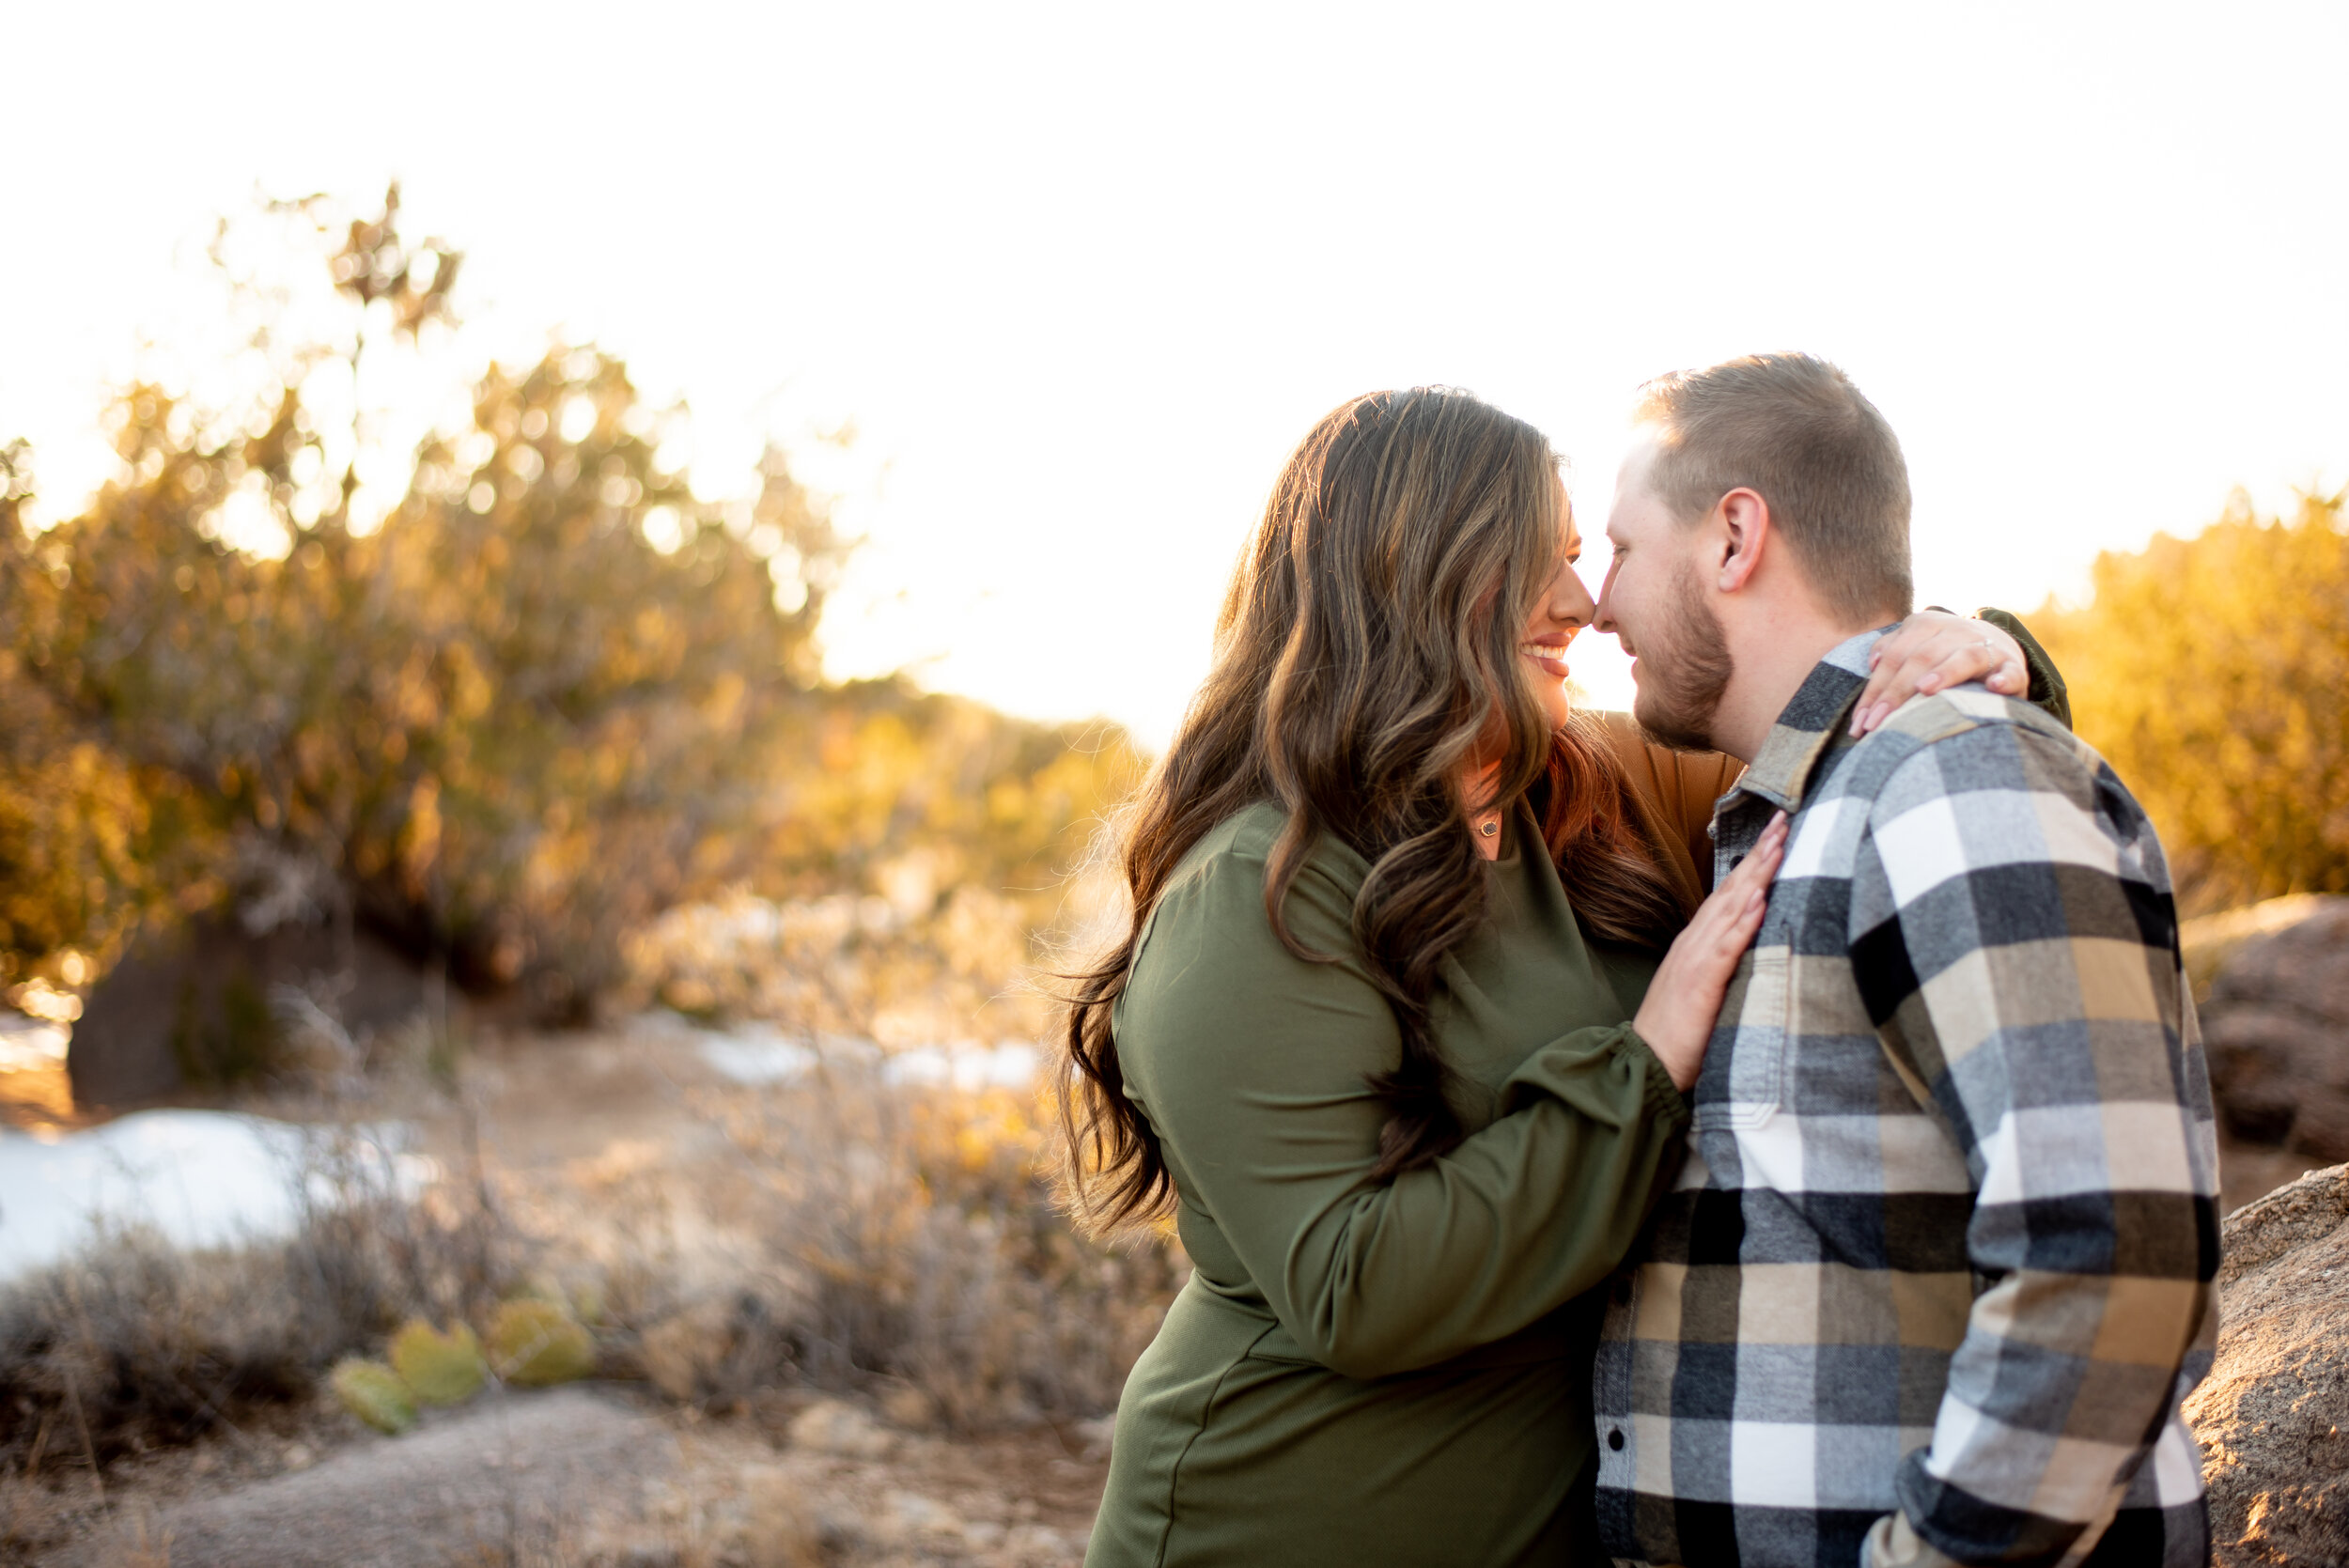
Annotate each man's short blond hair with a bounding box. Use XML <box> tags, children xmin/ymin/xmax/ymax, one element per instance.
<box><xmin>1632</xmin><ymin>352</ymin><xmax>1913</xmax><ymax>626</ymax></box>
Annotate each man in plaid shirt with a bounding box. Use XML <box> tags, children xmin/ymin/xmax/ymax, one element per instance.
<box><xmin>1588</xmin><ymin>354</ymin><xmax>2219</xmax><ymax>1567</ymax></box>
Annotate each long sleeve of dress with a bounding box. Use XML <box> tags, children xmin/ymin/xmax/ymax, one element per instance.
<box><xmin>1113</xmin><ymin>815</ymin><xmax>1691</xmax><ymax>1383</ymax></box>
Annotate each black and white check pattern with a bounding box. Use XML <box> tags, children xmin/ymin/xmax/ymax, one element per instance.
<box><xmin>1592</xmin><ymin>631</ymin><xmax>2219</xmax><ymax>1568</ymax></box>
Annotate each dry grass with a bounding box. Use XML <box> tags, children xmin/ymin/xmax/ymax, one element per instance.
<box><xmin>5</xmin><ymin>862</ymin><xmax>1176</xmax><ymax>1560</ymax></box>
<box><xmin>588</xmin><ymin>882</ymin><xmax>1185</xmax><ymax>1430</ymax></box>
<box><xmin>587</xmin><ymin>1052</ymin><xmax>1185</xmax><ymax>1432</ymax></box>
<box><xmin>1</xmin><ymin>1035</ymin><xmax>1176</xmax><ymax>1565</ymax></box>
<box><xmin>0</xmin><ymin>1126</ymin><xmax>521</xmax><ymax>1484</ymax></box>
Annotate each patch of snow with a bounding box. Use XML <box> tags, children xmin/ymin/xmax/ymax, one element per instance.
<box><xmin>0</xmin><ymin>1110</ymin><xmax>428</xmax><ymax>1286</ymax></box>
<box><xmin>683</xmin><ymin>1017</ymin><xmax>1038</xmax><ymax>1094</ymax></box>
<box><xmin>882</xmin><ymin>1041</ymin><xmax>1038</xmax><ymax>1093</ymax></box>
<box><xmin>696</xmin><ymin>1026</ymin><xmax>822</xmax><ymax>1086</ymax></box>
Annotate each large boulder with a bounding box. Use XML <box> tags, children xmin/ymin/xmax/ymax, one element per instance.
<box><xmin>2197</xmin><ymin>897</ymin><xmax>2349</xmax><ymax>1160</ymax></box>
<box><xmin>68</xmin><ymin>914</ymin><xmax>436</xmax><ymax>1107</ymax></box>
<box><xmin>2189</xmin><ymin>1162</ymin><xmax>2349</xmax><ymax>1565</ymax></box>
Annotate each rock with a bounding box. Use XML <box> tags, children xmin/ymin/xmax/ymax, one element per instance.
<box><xmin>877</xmin><ymin>1379</ymin><xmax>938</xmax><ymax>1432</ymax></box>
<box><xmin>69</xmin><ymin>912</ymin><xmax>439</xmax><ymax>1105</ymax></box>
<box><xmin>2182</xmin><ymin>896</ymin><xmax>2339</xmax><ymax>1002</ymax></box>
<box><xmin>785</xmin><ymin>1397</ymin><xmax>894</xmax><ymax>1459</ymax></box>
<box><xmin>2198</xmin><ymin>897</ymin><xmax>2349</xmax><ymax>1160</ymax></box>
<box><xmin>879</xmin><ymin>1486</ymin><xmax>963</xmax><ymax>1543</ymax></box>
<box><xmin>2188</xmin><ymin>1161</ymin><xmax>2349</xmax><ymax>1565</ymax></box>
<box><xmin>1073</xmin><ymin>1414</ymin><xmax>1115</xmax><ymax>1461</ymax></box>
<box><xmin>637</xmin><ymin>1298</ymin><xmax>738</xmax><ymax>1404</ymax></box>
<box><xmin>1004</xmin><ymin>1522</ymin><xmax>1077</xmax><ymax>1561</ymax></box>
<box><xmin>46</xmin><ymin>1387</ymin><xmax>677</xmax><ymax>1568</ymax></box>
<box><xmin>722</xmin><ymin>1461</ymin><xmax>821</xmax><ymax>1568</ymax></box>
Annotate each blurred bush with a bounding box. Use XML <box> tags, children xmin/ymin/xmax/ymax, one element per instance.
<box><xmin>488</xmin><ymin>1297</ymin><xmax>597</xmax><ymax>1387</ymax></box>
<box><xmin>0</xmin><ymin>1126</ymin><xmax>518</xmax><ymax>1472</ymax></box>
<box><xmin>0</xmin><ymin>189</ymin><xmax>1143</xmax><ymax>1018</ymax></box>
<box><xmin>387</xmin><ymin>1317</ymin><xmax>485</xmax><ymax>1405</ymax></box>
<box><xmin>599</xmin><ymin>1058</ymin><xmax>1188</xmax><ymax>1431</ymax></box>
<box><xmin>2034</xmin><ymin>489</ymin><xmax>2349</xmax><ymax>913</ymax></box>
<box><xmin>329</xmin><ymin>1357</ymin><xmax>416</xmax><ymax>1434</ymax></box>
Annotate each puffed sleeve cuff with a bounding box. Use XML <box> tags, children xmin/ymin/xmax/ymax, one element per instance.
<box><xmin>1498</xmin><ymin>1022</ymin><xmax>1692</xmax><ymax>1134</ymax></box>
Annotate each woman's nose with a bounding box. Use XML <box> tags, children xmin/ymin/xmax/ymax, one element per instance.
<box><xmin>1550</xmin><ymin>567</ymin><xmax>1595</xmax><ymax>630</ymax></box>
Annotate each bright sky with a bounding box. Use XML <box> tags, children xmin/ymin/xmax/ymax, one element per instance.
<box><xmin>6</xmin><ymin>2</ymin><xmax>2344</xmax><ymax>745</ymax></box>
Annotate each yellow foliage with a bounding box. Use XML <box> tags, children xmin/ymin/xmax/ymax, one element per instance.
<box><xmin>2033</xmin><ymin>489</ymin><xmax>2349</xmax><ymax>911</ymax></box>
<box><xmin>0</xmin><ymin>192</ymin><xmax>1146</xmax><ymax>1018</ymax></box>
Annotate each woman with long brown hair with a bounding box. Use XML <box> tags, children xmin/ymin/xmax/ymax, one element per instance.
<box><xmin>1058</xmin><ymin>388</ymin><xmax>2047</xmax><ymax>1566</ymax></box>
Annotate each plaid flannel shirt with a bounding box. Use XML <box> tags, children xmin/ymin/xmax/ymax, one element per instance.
<box><xmin>1593</xmin><ymin>630</ymin><xmax>2220</xmax><ymax>1568</ymax></box>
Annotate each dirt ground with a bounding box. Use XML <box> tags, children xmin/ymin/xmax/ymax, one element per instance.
<box><xmin>14</xmin><ymin>1384</ymin><xmax>1107</xmax><ymax>1568</ymax></box>
<box><xmin>5</xmin><ymin>1023</ymin><xmax>1112</xmax><ymax>1568</ymax></box>
<box><xmin>2</xmin><ymin>1018</ymin><xmax>2328</xmax><ymax>1567</ymax></box>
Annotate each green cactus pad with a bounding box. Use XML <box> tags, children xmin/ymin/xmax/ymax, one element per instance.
<box><xmin>389</xmin><ymin>1319</ymin><xmax>486</xmax><ymax>1406</ymax></box>
<box><xmin>488</xmin><ymin>1298</ymin><xmax>597</xmax><ymax>1387</ymax></box>
<box><xmin>331</xmin><ymin>1358</ymin><xmax>417</xmax><ymax>1434</ymax></box>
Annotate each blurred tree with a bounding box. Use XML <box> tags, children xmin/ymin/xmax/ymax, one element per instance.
<box><xmin>2034</xmin><ymin>489</ymin><xmax>2349</xmax><ymax>913</ymax></box>
<box><xmin>2</xmin><ymin>188</ymin><xmax>1142</xmax><ymax>1020</ymax></box>
<box><xmin>760</xmin><ymin>686</ymin><xmax>1141</xmax><ymax>912</ymax></box>
<box><xmin>0</xmin><ymin>442</ymin><xmax>218</xmax><ymax>990</ymax></box>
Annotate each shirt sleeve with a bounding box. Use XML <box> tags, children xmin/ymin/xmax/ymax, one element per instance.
<box><xmin>1117</xmin><ymin>840</ymin><xmax>1692</xmax><ymax>1381</ymax></box>
<box><xmin>1845</xmin><ymin>718</ymin><xmax>2217</xmax><ymax>1566</ymax></box>
<box><xmin>1975</xmin><ymin>607</ymin><xmax>2072</xmax><ymax>731</ymax></box>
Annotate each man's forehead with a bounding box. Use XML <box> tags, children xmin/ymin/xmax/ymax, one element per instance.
<box><xmin>1617</xmin><ymin>431</ymin><xmax>1663</xmax><ymax>483</ymax></box>
<box><xmin>1608</xmin><ymin>437</ymin><xmax>1665</xmax><ymax>530</ymax></box>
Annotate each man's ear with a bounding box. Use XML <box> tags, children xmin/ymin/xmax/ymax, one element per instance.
<box><xmin>1715</xmin><ymin>487</ymin><xmax>1771</xmax><ymax>594</ymax></box>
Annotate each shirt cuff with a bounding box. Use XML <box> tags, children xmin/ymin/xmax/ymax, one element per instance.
<box><xmin>1861</xmin><ymin>1511</ymin><xmax>1968</xmax><ymax>1568</ymax></box>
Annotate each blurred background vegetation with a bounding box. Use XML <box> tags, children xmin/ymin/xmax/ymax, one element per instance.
<box><xmin>4</xmin><ymin>186</ymin><xmax>2342</xmax><ymax>1041</ymax></box>
<box><xmin>2034</xmin><ymin>486</ymin><xmax>2349</xmax><ymax>916</ymax></box>
<box><xmin>1</xmin><ymin>185</ymin><xmax>2344</xmax><ymax>1561</ymax></box>
<box><xmin>0</xmin><ymin>188</ymin><xmax>1143</xmax><ymax>1026</ymax></box>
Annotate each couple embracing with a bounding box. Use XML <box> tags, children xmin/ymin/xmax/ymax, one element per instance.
<box><xmin>1057</xmin><ymin>354</ymin><xmax>2218</xmax><ymax>1568</ymax></box>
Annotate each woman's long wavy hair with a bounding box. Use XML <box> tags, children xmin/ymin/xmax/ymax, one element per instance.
<box><xmin>1055</xmin><ymin>389</ymin><xmax>1692</xmax><ymax>1234</ymax></box>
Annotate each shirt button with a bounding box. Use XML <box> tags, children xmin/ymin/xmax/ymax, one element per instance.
<box><xmin>1608</xmin><ymin>1429</ymin><xmax>1626</xmax><ymax>1452</ymax></box>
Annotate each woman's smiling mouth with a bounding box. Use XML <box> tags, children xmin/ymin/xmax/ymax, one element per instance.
<box><xmin>1520</xmin><ymin>641</ymin><xmax>1572</xmax><ymax>678</ymax></box>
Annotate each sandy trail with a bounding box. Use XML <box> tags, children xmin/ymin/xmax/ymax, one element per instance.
<box><xmin>38</xmin><ymin>1385</ymin><xmax>1104</xmax><ymax>1568</ymax></box>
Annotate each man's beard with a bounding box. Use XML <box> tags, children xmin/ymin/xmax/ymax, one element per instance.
<box><xmin>1630</xmin><ymin>558</ymin><xmax>1735</xmax><ymax>753</ymax></box>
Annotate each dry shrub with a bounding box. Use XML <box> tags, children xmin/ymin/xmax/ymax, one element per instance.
<box><xmin>0</xmin><ymin>1127</ymin><xmax>521</xmax><ymax>1474</ymax></box>
<box><xmin>608</xmin><ymin>872</ymin><xmax>1177</xmax><ymax>1429</ymax></box>
<box><xmin>621</xmin><ymin>885</ymin><xmax>1055</xmax><ymax>1048</ymax></box>
<box><xmin>605</xmin><ymin>1057</ymin><xmax>1185</xmax><ymax>1430</ymax></box>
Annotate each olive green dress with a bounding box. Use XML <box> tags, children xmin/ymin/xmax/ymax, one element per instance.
<box><xmin>1086</xmin><ymin>796</ymin><xmax>1690</xmax><ymax>1568</ymax></box>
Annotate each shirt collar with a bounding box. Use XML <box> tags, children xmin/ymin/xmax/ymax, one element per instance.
<box><xmin>1728</xmin><ymin>627</ymin><xmax>1890</xmax><ymax>815</ymax></box>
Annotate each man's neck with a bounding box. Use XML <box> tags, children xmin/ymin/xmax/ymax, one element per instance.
<box><xmin>1710</xmin><ymin>616</ymin><xmax>1879</xmax><ymax>765</ymax></box>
